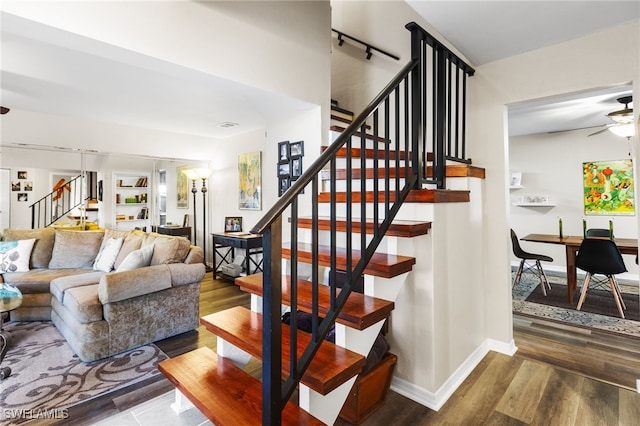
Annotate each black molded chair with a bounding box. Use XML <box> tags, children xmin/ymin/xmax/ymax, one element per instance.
<box><xmin>575</xmin><ymin>238</ymin><xmax>627</xmax><ymax>318</ymax></box>
<box><xmin>510</xmin><ymin>229</ymin><xmax>553</xmax><ymax>295</ymax></box>
<box><xmin>585</xmin><ymin>228</ymin><xmax>613</xmax><ymax>239</ymax></box>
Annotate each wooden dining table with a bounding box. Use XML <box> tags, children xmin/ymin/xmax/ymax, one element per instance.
<box><xmin>520</xmin><ymin>233</ymin><xmax>638</xmax><ymax>304</ymax></box>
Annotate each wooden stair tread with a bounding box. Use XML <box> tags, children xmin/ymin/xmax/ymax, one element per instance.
<box><xmin>330</xmin><ymin>125</ymin><xmax>388</xmax><ymax>143</ymax></box>
<box><xmin>317</xmin><ymin>189</ymin><xmax>470</xmax><ymax>204</ymax></box>
<box><xmin>294</xmin><ymin>217</ymin><xmax>431</xmax><ymax>237</ymax></box>
<box><xmin>282</xmin><ymin>242</ymin><xmax>416</xmax><ymax>278</ymax></box>
<box><xmin>201</xmin><ymin>306</ymin><xmax>365</xmax><ymax>395</ymax></box>
<box><xmin>321</xmin><ymin>146</ymin><xmax>408</xmax><ymax>161</ymax></box>
<box><xmin>320</xmin><ymin>164</ymin><xmax>485</xmax><ymax>180</ymax></box>
<box><xmin>236</xmin><ymin>273</ymin><xmax>394</xmax><ymax>330</ymax></box>
<box><xmin>158</xmin><ymin>347</ymin><xmax>323</xmax><ymax>426</ymax></box>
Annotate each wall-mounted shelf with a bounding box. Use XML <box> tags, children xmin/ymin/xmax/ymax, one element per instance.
<box><xmin>114</xmin><ymin>171</ymin><xmax>150</xmax><ymax>230</ymax></box>
<box><xmin>509</xmin><ymin>185</ymin><xmax>523</xmax><ymax>190</ymax></box>
<box><xmin>514</xmin><ymin>202</ymin><xmax>557</xmax><ymax>207</ymax></box>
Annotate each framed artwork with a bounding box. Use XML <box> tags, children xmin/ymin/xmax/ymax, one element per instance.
<box><xmin>238</xmin><ymin>151</ymin><xmax>262</xmax><ymax>210</ymax></box>
<box><xmin>291</xmin><ymin>157</ymin><xmax>303</xmax><ymax>178</ymax></box>
<box><xmin>17</xmin><ymin>193</ymin><xmax>28</xmax><ymax>202</ymax></box>
<box><xmin>583</xmin><ymin>159</ymin><xmax>634</xmax><ymax>215</ymax></box>
<box><xmin>279</xmin><ymin>176</ymin><xmax>290</xmax><ymax>196</ymax></box>
<box><xmin>290</xmin><ymin>141</ymin><xmax>304</xmax><ymax>157</ymax></box>
<box><xmin>278</xmin><ymin>162</ymin><xmax>291</xmax><ymax>177</ymax></box>
<box><xmin>11</xmin><ymin>181</ymin><xmax>20</xmax><ymax>191</ymax></box>
<box><xmin>278</xmin><ymin>141</ymin><xmax>290</xmax><ymax>162</ymax></box>
<box><xmin>17</xmin><ymin>171</ymin><xmax>27</xmax><ymax>179</ymax></box>
<box><xmin>23</xmin><ymin>181</ymin><xmax>33</xmax><ymax>191</ymax></box>
<box><xmin>224</xmin><ymin>216</ymin><xmax>243</xmax><ymax>232</ymax></box>
<box><xmin>176</xmin><ymin>165</ymin><xmax>189</xmax><ymax>209</ymax></box>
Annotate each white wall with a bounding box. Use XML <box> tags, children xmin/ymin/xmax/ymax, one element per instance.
<box><xmin>510</xmin><ymin>130</ymin><xmax>638</xmax><ymax>278</ymax></box>
<box><xmin>470</xmin><ymin>20</ymin><xmax>640</xmax><ymax>348</ymax></box>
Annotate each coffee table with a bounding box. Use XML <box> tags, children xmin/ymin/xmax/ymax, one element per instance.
<box><xmin>1</xmin><ymin>282</ymin><xmax>23</xmax><ymax>380</ymax></box>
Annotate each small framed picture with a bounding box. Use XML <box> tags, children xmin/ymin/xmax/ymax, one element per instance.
<box><xmin>278</xmin><ymin>162</ymin><xmax>291</xmax><ymax>177</ymax></box>
<box><xmin>290</xmin><ymin>141</ymin><xmax>304</xmax><ymax>157</ymax></box>
<box><xmin>11</xmin><ymin>181</ymin><xmax>20</xmax><ymax>191</ymax></box>
<box><xmin>23</xmin><ymin>181</ymin><xmax>33</xmax><ymax>191</ymax></box>
<box><xmin>225</xmin><ymin>216</ymin><xmax>243</xmax><ymax>232</ymax></box>
<box><xmin>278</xmin><ymin>141</ymin><xmax>290</xmax><ymax>162</ymax></box>
<box><xmin>291</xmin><ymin>157</ymin><xmax>303</xmax><ymax>178</ymax></box>
<box><xmin>17</xmin><ymin>170</ymin><xmax>27</xmax><ymax>179</ymax></box>
<box><xmin>279</xmin><ymin>177</ymin><xmax>290</xmax><ymax>196</ymax></box>
<box><xmin>17</xmin><ymin>193</ymin><xmax>28</xmax><ymax>202</ymax></box>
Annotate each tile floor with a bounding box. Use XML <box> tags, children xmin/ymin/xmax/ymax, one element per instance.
<box><xmin>93</xmin><ymin>391</ymin><xmax>210</xmax><ymax>426</ymax></box>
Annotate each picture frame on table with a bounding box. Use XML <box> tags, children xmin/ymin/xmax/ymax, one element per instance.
<box><xmin>224</xmin><ymin>216</ymin><xmax>243</xmax><ymax>232</ymax></box>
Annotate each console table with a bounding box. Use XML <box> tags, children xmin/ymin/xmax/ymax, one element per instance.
<box><xmin>212</xmin><ymin>232</ymin><xmax>263</xmax><ymax>280</ymax></box>
<box><xmin>157</xmin><ymin>225</ymin><xmax>192</xmax><ymax>241</ymax></box>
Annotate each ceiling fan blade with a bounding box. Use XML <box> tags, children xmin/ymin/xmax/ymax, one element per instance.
<box><xmin>548</xmin><ymin>124</ymin><xmax>606</xmax><ymax>134</ymax></box>
<box><xmin>588</xmin><ymin>126</ymin><xmax>612</xmax><ymax>137</ymax></box>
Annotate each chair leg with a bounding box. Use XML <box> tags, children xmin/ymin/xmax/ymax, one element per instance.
<box><xmin>512</xmin><ymin>260</ymin><xmax>525</xmax><ymax>289</ymax></box>
<box><xmin>576</xmin><ymin>273</ymin><xmax>592</xmax><ymax>311</ymax></box>
<box><xmin>612</xmin><ymin>277</ymin><xmax>627</xmax><ymax>310</ymax></box>
<box><xmin>535</xmin><ymin>260</ymin><xmax>551</xmax><ymax>296</ymax></box>
<box><xmin>608</xmin><ymin>277</ymin><xmax>625</xmax><ymax>319</ymax></box>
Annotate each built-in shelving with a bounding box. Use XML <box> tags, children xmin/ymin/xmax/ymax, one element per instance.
<box><xmin>114</xmin><ymin>172</ymin><xmax>150</xmax><ymax>230</ymax></box>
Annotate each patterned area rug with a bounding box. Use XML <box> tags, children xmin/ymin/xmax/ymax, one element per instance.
<box><xmin>0</xmin><ymin>321</ymin><xmax>168</xmax><ymax>426</ymax></box>
<box><xmin>512</xmin><ymin>273</ymin><xmax>640</xmax><ymax>339</ymax></box>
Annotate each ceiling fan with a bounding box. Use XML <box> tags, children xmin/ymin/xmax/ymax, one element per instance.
<box><xmin>588</xmin><ymin>95</ymin><xmax>634</xmax><ymax>138</ymax></box>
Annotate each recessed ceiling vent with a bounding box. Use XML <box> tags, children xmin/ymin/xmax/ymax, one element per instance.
<box><xmin>217</xmin><ymin>121</ymin><xmax>239</xmax><ymax>128</ymax></box>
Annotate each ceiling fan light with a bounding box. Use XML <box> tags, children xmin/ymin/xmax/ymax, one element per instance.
<box><xmin>608</xmin><ymin>123</ymin><xmax>635</xmax><ymax>138</ymax></box>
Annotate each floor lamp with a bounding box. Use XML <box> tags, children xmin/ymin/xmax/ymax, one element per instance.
<box><xmin>196</xmin><ymin>168</ymin><xmax>212</xmax><ymax>271</ymax></box>
<box><xmin>182</xmin><ymin>170</ymin><xmax>200</xmax><ymax>246</ymax></box>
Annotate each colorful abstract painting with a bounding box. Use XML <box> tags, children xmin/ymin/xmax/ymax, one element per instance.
<box><xmin>238</xmin><ymin>151</ymin><xmax>262</xmax><ymax>210</ymax></box>
<box><xmin>583</xmin><ymin>159</ymin><xmax>634</xmax><ymax>215</ymax></box>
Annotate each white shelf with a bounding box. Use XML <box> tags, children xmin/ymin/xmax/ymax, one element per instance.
<box><xmin>509</xmin><ymin>185</ymin><xmax>523</xmax><ymax>190</ymax></box>
<box><xmin>514</xmin><ymin>202</ymin><xmax>557</xmax><ymax>207</ymax></box>
<box><xmin>114</xmin><ymin>171</ymin><xmax>150</xmax><ymax>230</ymax></box>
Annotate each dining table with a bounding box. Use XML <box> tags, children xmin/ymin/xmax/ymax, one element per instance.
<box><xmin>520</xmin><ymin>233</ymin><xmax>638</xmax><ymax>304</ymax></box>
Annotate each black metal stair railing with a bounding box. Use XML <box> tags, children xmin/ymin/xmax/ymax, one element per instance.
<box><xmin>250</xmin><ymin>22</ymin><xmax>474</xmax><ymax>424</ymax></box>
<box><xmin>30</xmin><ymin>174</ymin><xmax>85</xmax><ymax>228</ymax></box>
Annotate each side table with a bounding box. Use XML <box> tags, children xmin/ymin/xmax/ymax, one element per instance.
<box><xmin>157</xmin><ymin>225</ymin><xmax>192</xmax><ymax>241</ymax></box>
<box><xmin>211</xmin><ymin>232</ymin><xmax>263</xmax><ymax>280</ymax></box>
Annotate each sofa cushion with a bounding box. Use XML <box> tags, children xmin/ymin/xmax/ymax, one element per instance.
<box><xmin>0</xmin><ymin>238</ymin><xmax>36</xmax><ymax>272</ymax></box>
<box><xmin>143</xmin><ymin>234</ymin><xmax>191</xmax><ymax>265</ymax></box>
<box><xmin>49</xmin><ymin>230</ymin><xmax>104</xmax><ymax>269</ymax></box>
<box><xmin>113</xmin><ymin>231</ymin><xmax>144</xmax><ymax>270</ymax></box>
<box><xmin>61</xmin><ymin>284</ymin><xmax>103</xmax><ymax>323</ymax></box>
<box><xmin>115</xmin><ymin>244</ymin><xmax>154</xmax><ymax>272</ymax></box>
<box><xmin>50</xmin><ymin>271</ymin><xmax>106</xmax><ymax>303</ymax></box>
<box><xmin>3</xmin><ymin>268</ymin><xmax>99</xmax><ymax>293</ymax></box>
<box><xmin>3</xmin><ymin>227</ymin><xmax>55</xmax><ymax>268</ymax></box>
<box><xmin>93</xmin><ymin>237</ymin><xmax>124</xmax><ymax>272</ymax></box>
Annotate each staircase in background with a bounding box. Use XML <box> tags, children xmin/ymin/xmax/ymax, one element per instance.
<box><xmin>29</xmin><ymin>174</ymin><xmax>86</xmax><ymax>228</ymax></box>
<box><xmin>159</xmin><ymin>21</ymin><xmax>482</xmax><ymax>424</ymax></box>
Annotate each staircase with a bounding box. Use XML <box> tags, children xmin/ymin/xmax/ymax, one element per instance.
<box><xmin>29</xmin><ymin>174</ymin><xmax>86</xmax><ymax>228</ymax></box>
<box><xmin>159</xmin><ymin>22</ymin><xmax>481</xmax><ymax>424</ymax></box>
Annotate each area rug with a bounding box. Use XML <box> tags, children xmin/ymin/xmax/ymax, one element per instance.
<box><xmin>512</xmin><ymin>273</ymin><xmax>640</xmax><ymax>339</ymax></box>
<box><xmin>0</xmin><ymin>321</ymin><xmax>168</xmax><ymax>426</ymax></box>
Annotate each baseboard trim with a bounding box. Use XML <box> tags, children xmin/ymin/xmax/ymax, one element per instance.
<box><xmin>390</xmin><ymin>338</ymin><xmax>517</xmax><ymax>411</ymax></box>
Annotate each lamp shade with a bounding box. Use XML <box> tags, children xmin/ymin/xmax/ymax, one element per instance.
<box><xmin>194</xmin><ymin>168</ymin><xmax>212</xmax><ymax>179</ymax></box>
<box><xmin>608</xmin><ymin>123</ymin><xmax>635</xmax><ymax>138</ymax></box>
<box><xmin>182</xmin><ymin>169</ymin><xmax>200</xmax><ymax>180</ymax></box>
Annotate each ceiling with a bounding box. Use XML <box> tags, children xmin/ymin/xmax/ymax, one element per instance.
<box><xmin>1</xmin><ymin>2</ymin><xmax>639</xmax><ymax>141</ymax></box>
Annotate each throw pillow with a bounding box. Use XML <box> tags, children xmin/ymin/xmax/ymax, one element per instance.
<box><xmin>49</xmin><ymin>230</ymin><xmax>105</xmax><ymax>269</ymax></box>
<box><xmin>93</xmin><ymin>237</ymin><xmax>124</xmax><ymax>272</ymax></box>
<box><xmin>113</xmin><ymin>231</ymin><xmax>144</xmax><ymax>270</ymax></box>
<box><xmin>0</xmin><ymin>238</ymin><xmax>36</xmax><ymax>273</ymax></box>
<box><xmin>115</xmin><ymin>243</ymin><xmax>154</xmax><ymax>272</ymax></box>
<box><xmin>2</xmin><ymin>228</ymin><xmax>55</xmax><ymax>268</ymax></box>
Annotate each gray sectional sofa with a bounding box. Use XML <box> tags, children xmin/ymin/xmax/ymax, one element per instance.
<box><xmin>1</xmin><ymin>227</ymin><xmax>205</xmax><ymax>361</ymax></box>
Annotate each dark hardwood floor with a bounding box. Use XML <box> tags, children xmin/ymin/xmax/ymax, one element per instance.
<box><xmin>35</xmin><ymin>275</ymin><xmax>640</xmax><ymax>425</ymax></box>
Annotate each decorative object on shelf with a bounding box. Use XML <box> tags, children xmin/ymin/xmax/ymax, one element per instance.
<box><xmin>224</xmin><ymin>216</ymin><xmax>243</xmax><ymax>232</ymax></box>
<box><xmin>510</xmin><ymin>171</ymin><xmax>522</xmax><ymax>188</ymax></box>
<box><xmin>176</xmin><ymin>165</ymin><xmax>189</xmax><ymax>209</ymax></box>
<box><xmin>583</xmin><ymin>159</ymin><xmax>634</xmax><ymax>215</ymax></box>
<box><xmin>238</xmin><ymin>151</ymin><xmax>262</xmax><ymax>210</ymax></box>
